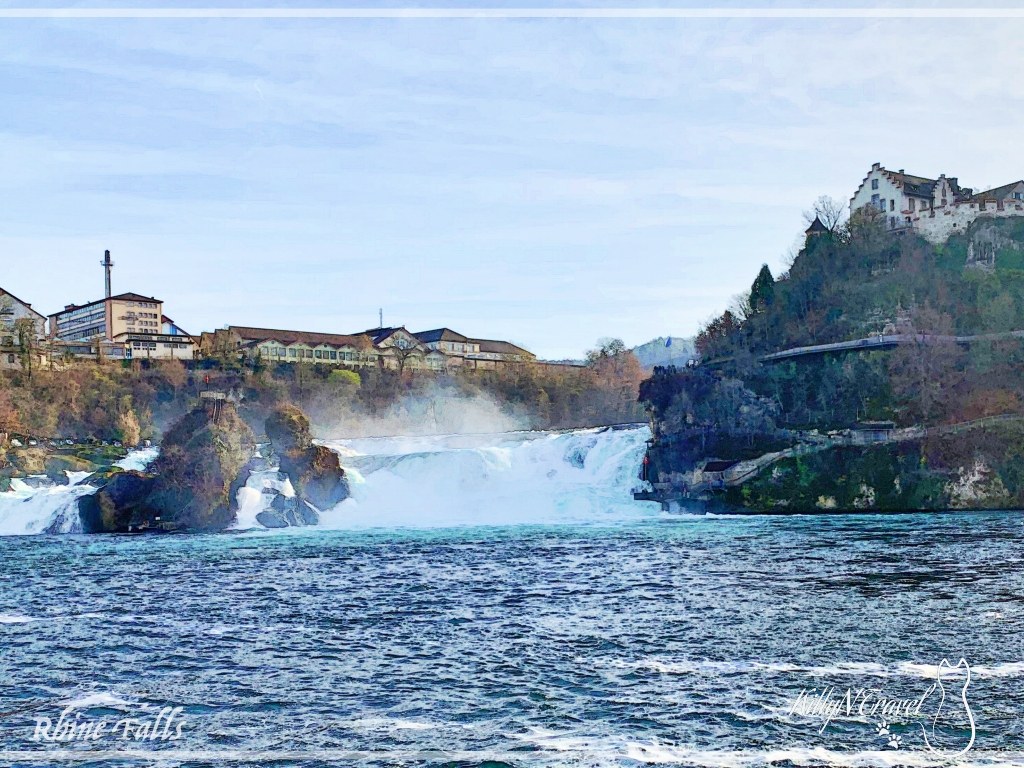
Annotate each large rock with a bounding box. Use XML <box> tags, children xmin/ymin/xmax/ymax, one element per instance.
<box><xmin>145</xmin><ymin>400</ymin><xmax>255</xmax><ymax>530</ymax></box>
<box><xmin>10</xmin><ymin>448</ymin><xmax>47</xmax><ymax>476</ymax></box>
<box><xmin>78</xmin><ymin>471</ymin><xmax>157</xmax><ymax>533</ymax></box>
<box><xmin>266</xmin><ymin>405</ymin><xmax>349</xmax><ymax>512</ymax></box>
<box><xmin>78</xmin><ymin>400</ymin><xmax>255</xmax><ymax>533</ymax></box>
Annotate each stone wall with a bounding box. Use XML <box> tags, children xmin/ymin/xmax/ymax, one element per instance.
<box><xmin>912</xmin><ymin>203</ymin><xmax>1024</xmax><ymax>244</ymax></box>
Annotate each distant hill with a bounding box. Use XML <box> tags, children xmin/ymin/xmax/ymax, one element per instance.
<box><xmin>632</xmin><ymin>337</ymin><xmax>696</xmax><ymax>369</ymax></box>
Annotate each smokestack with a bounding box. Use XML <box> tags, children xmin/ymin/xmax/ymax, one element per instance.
<box><xmin>101</xmin><ymin>250</ymin><xmax>114</xmax><ymax>298</ymax></box>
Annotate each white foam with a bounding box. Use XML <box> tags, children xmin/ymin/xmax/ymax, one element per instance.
<box><xmin>115</xmin><ymin>446</ymin><xmax>159</xmax><ymax>472</ymax></box>
<box><xmin>347</xmin><ymin>716</ymin><xmax>436</xmax><ymax>731</ymax></box>
<box><xmin>2</xmin><ymin>427</ymin><xmax>657</xmax><ymax>534</ymax></box>
<box><xmin>62</xmin><ymin>692</ymin><xmax>133</xmax><ymax>709</ymax></box>
<box><xmin>314</xmin><ymin>426</ymin><xmax>657</xmax><ymax>530</ymax></box>
<box><xmin>0</xmin><ymin>482</ymin><xmax>96</xmax><ymax>535</ymax></box>
<box><xmin>520</xmin><ymin>730</ymin><xmax>1024</xmax><ymax>767</ymax></box>
<box><xmin>0</xmin><ymin>445</ymin><xmax>164</xmax><ymax>536</ymax></box>
<box><xmin>595</xmin><ymin>657</ymin><xmax>1024</xmax><ymax>680</ymax></box>
<box><xmin>232</xmin><ymin>469</ymin><xmax>296</xmax><ymax>530</ymax></box>
<box><xmin>0</xmin><ymin>613</ymin><xmax>37</xmax><ymax>624</ymax></box>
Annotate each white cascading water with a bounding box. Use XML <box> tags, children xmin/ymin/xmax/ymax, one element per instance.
<box><xmin>0</xmin><ymin>447</ymin><xmax>159</xmax><ymax>536</ymax></box>
<box><xmin>0</xmin><ymin>428</ymin><xmax>657</xmax><ymax>535</ymax></box>
<box><xmin>316</xmin><ymin>425</ymin><xmax>657</xmax><ymax>529</ymax></box>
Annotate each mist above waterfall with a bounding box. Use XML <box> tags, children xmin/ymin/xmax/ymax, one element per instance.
<box><xmin>305</xmin><ymin>383</ymin><xmax>531</xmax><ymax>439</ymax></box>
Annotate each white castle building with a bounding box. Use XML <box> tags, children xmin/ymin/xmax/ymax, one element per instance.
<box><xmin>851</xmin><ymin>163</ymin><xmax>1024</xmax><ymax>243</ymax></box>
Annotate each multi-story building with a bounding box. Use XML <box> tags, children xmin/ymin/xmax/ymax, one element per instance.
<box><xmin>414</xmin><ymin>328</ymin><xmax>535</xmax><ymax>369</ymax></box>
<box><xmin>0</xmin><ymin>287</ymin><xmax>47</xmax><ymax>371</ymax></box>
<box><xmin>851</xmin><ymin>163</ymin><xmax>1024</xmax><ymax>242</ymax></box>
<box><xmin>49</xmin><ymin>292</ymin><xmax>196</xmax><ymax>361</ymax></box>
<box><xmin>200</xmin><ymin>324</ymin><xmax>534</xmax><ymax>372</ymax></box>
<box><xmin>201</xmin><ymin>326</ymin><xmax>379</xmax><ymax>367</ymax></box>
<box><xmin>358</xmin><ymin>327</ymin><xmax>445</xmax><ymax>371</ymax></box>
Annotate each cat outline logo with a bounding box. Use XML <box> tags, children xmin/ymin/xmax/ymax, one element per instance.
<box><xmin>919</xmin><ymin>657</ymin><xmax>975</xmax><ymax>757</ymax></box>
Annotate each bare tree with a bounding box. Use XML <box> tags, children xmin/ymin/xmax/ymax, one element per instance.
<box><xmin>14</xmin><ymin>318</ymin><xmax>37</xmax><ymax>379</ymax></box>
<box><xmin>388</xmin><ymin>341</ymin><xmax>423</xmax><ymax>376</ymax></box>
<box><xmin>803</xmin><ymin>195</ymin><xmax>848</xmax><ymax>233</ymax></box>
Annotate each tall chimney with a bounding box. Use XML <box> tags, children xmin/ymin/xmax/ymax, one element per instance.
<box><xmin>101</xmin><ymin>250</ymin><xmax>114</xmax><ymax>298</ymax></box>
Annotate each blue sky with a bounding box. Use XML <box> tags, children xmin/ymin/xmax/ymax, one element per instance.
<box><xmin>2</xmin><ymin>1</ymin><xmax>1024</xmax><ymax>358</ymax></box>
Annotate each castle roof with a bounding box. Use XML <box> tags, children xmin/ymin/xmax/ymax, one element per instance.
<box><xmin>804</xmin><ymin>216</ymin><xmax>828</xmax><ymax>235</ymax></box>
<box><xmin>884</xmin><ymin>169</ymin><xmax>937</xmax><ymax>199</ymax></box>
<box><xmin>973</xmin><ymin>180</ymin><xmax>1024</xmax><ymax>201</ymax></box>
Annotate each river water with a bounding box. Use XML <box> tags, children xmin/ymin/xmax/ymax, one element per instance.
<box><xmin>0</xmin><ymin>427</ymin><xmax>1021</xmax><ymax>765</ymax></box>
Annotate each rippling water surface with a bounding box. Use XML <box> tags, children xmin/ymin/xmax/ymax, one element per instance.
<box><xmin>2</xmin><ymin>512</ymin><xmax>1024</xmax><ymax>766</ymax></box>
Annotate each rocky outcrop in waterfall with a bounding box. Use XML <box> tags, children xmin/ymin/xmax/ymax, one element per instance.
<box><xmin>79</xmin><ymin>399</ymin><xmax>255</xmax><ymax>532</ymax></box>
<box><xmin>257</xmin><ymin>405</ymin><xmax>349</xmax><ymax>527</ymax></box>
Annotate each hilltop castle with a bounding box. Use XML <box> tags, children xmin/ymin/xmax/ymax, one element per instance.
<box><xmin>850</xmin><ymin>162</ymin><xmax>1024</xmax><ymax>243</ymax></box>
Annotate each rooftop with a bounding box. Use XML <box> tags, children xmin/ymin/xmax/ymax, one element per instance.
<box><xmin>0</xmin><ymin>287</ymin><xmax>46</xmax><ymax>320</ymax></box>
<box><xmin>228</xmin><ymin>325</ymin><xmax>370</xmax><ymax>349</ymax></box>
<box><xmin>51</xmin><ymin>292</ymin><xmax>162</xmax><ymax>317</ymax></box>
<box><xmin>414</xmin><ymin>328</ymin><xmax>470</xmax><ymax>344</ymax></box>
<box><xmin>973</xmin><ymin>180</ymin><xmax>1024</xmax><ymax>201</ymax></box>
<box><xmin>470</xmin><ymin>338</ymin><xmax>534</xmax><ymax>357</ymax></box>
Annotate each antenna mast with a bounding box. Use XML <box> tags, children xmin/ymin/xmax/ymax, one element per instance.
<box><xmin>101</xmin><ymin>250</ymin><xmax>114</xmax><ymax>298</ymax></box>
<box><xmin>379</xmin><ymin>307</ymin><xmax>383</xmax><ymax>329</ymax></box>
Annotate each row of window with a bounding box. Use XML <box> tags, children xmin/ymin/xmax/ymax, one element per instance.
<box><xmin>128</xmin><ymin>342</ymin><xmax>187</xmax><ymax>350</ymax></box>
<box><xmin>444</xmin><ymin>341</ymin><xmax>479</xmax><ymax>353</ymax></box>
<box><xmin>61</xmin><ymin>324</ymin><xmax>106</xmax><ymax>341</ymax></box>
<box><xmin>262</xmin><ymin>346</ymin><xmax>372</xmax><ymax>362</ymax></box>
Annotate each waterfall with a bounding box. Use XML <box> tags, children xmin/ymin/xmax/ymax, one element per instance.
<box><xmin>0</xmin><ymin>427</ymin><xmax>657</xmax><ymax>535</ymax></box>
<box><xmin>315</xmin><ymin>425</ymin><xmax>656</xmax><ymax>529</ymax></box>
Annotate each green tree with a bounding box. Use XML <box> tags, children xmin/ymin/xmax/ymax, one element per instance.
<box><xmin>748</xmin><ymin>264</ymin><xmax>775</xmax><ymax>315</ymax></box>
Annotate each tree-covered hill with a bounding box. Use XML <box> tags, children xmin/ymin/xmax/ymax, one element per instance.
<box><xmin>639</xmin><ymin>213</ymin><xmax>1024</xmax><ymax>512</ymax></box>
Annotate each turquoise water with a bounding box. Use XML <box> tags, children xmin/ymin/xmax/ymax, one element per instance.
<box><xmin>1</xmin><ymin>512</ymin><xmax>1022</xmax><ymax>765</ymax></box>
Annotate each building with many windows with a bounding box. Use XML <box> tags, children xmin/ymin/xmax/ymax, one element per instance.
<box><xmin>200</xmin><ymin>326</ymin><xmax>379</xmax><ymax>367</ymax></box>
<box><xmin>200</xmin><ymin>324</ymin><xmax>534</xmax><ymax>372</ymax></box>
<box><xmin>414</xmin><ymin>328</ymin><xmax>535</xmax><ymax>369</ymax></box>
<box><xmin>48</xmin><ymin>292</ymin><xmax>196</xmax><ymax>360</ymax></box>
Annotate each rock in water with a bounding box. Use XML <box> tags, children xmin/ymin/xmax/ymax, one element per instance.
<box><xmin>266</xmin><ymin>405</ymin><xmax>349</xmax><ymax>512</ymax></box>
<box><xmin>255</xmin><ymin>493</ymin><xmax>320</xmax><ymax>528</ymax></box>
<box><xmin>146</xmin><ymin>400</ymin><xmax>255</xmax><ymax>530</ymax></box>
<box><xmin>45</xmin><ymin>455</ymin><xmax>97</xmax><ymax>486</ymax></box>
<box><xmin>78</xmin><ymin>471</ymin><xmax>157</xmax><ymax>533</ymax></box>
<box><xmin>78</xmin><ymin>400</ymin><xmax>255</xmax><ymax>533</ymax></box>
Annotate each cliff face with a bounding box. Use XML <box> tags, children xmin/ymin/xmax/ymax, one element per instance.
<box><xmin>720</xmin><ymin>425</ymin><xmax>1024</xmax><ymax>513</ymax></box>
<box><xmin>640</xmin><ymin>216</ymin><xmax>1024</xmax><ymax>512</ymax></box>
<box><xmin>79</xmin><ymin>400</ymin><xmax>255</xmax><ymax>532</ymax></box>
